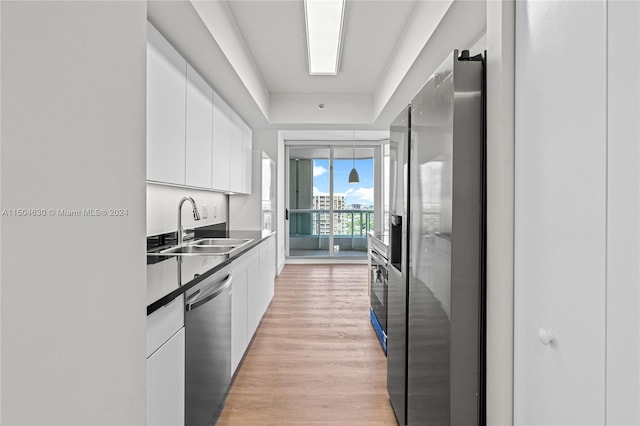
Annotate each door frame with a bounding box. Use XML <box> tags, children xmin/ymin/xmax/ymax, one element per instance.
<box><xmin>284</xmin><ymin>140</ymin><xmax>384</xmax><ymax>260</ymax></box>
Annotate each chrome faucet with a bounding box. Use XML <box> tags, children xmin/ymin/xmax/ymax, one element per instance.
<box><xmin>177</xmin><ymin>196</ymin><xmax>201</xmax><ymax>245</ymax></box>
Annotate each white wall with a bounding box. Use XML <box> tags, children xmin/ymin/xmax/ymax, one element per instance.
<box><xmin>0</xmin><ymin>2</ymin><xmax>147</xmax><ymax>424</ymax></box>
<box><xmin>146</xmin><ymin>184</ymin><xmax>228</xmax><ymax>236</ymax></box>
<box><xmin>277</xmin><ymin>132</ymin><xmax>286</xmax><ymax>272</ymax></box>
<box><xmin>252</xmin><ymin>129</ymin><xmax>278</xmax><ymax>161</ymax></box>
<box><xmin>485</xmin><ymin>1</ymin><xmax>515</xmax><ymax>424</ymax></box>
<box><xmin>248</xmin><ymin>129</ymin><xmax>286</xmax><ymax>272</ymax></box>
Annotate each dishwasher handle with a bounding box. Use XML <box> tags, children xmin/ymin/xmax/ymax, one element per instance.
<box><xmin>186</xmin><ymin>274</ymin><xmax>232</xmax><ymax>311</ymax></box>
<box><xmin>370</xmin><ymin>249</ymin><xmax>388</xmax><ymax>267</ymax></box>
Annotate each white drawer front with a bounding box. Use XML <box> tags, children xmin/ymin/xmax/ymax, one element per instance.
<box><xmin>147</xmin><ymin>294</ymin><xmax>184</xmax><ymax>358</ymax></box>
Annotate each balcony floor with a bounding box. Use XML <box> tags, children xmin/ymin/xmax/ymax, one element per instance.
<box><xmin>289</xmin><ymin>249</ymin><xmax>367</xmax><ymax>258</ymax></box>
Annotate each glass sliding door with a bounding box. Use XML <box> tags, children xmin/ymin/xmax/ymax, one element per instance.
<box><xmin>287</xmin><ymin>144</ymin><xmax>376</xmax><ymax>259</ymax></box>
<box><xmin>332</xmin><ymin>146</ymin><xmax>375</xmax><ymax>256</ymax></box>
<box><xmin>288</xmin><ymin>146</ymin><xmax>331</xmax><ymax>257</ymax></box>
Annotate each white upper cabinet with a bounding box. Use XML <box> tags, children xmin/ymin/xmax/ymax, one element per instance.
<box><xmin>146</xmin><ymin>22</ymin><xmax>186</xmax><ymax>185</ymax></box>
<box><xmin>146</xmin><ymin>22</ymin><xmax>252</xmax><ymax>193</ymax></box>
<box><xmin>185</xmin><ymin>64</ymin><xmax>213</xmax><ymax>189</ymax></box>
<box><xmin>212</xmin><ymin>93</ymin><xmax>231</xmax><ymax>192</ymax></box>
<box><xmin>241</xmin><ymin>122</ymin><xmax>253</xmax><ymax>194</ymax></box>
<box><xmin>228</xmin><ymin>111</ymin><xmax>243</xmax><ymax>194</ymax></box>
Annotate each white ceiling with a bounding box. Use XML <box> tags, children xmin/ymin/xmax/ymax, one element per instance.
<box><xmin>152</xmin><ymin>0</ymin><xmax>486</xmax><ymax>130</ymax></box>
<box><xmin>226</xmin><ymin>0</ymin><xmax>416</xmax><ymax>95</ymax></box>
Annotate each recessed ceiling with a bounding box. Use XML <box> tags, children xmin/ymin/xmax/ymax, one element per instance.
<box><xmin>170</xmin><ymin>0</ymin><xmax>487</xmax><ymax>129</ymax></box>
<box><xmin>226</xmin><ymin>0</ymin><xmax>416</xmax><ymax>95</ymax></box>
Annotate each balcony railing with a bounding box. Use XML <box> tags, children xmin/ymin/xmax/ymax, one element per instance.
<box><xmin>289</xmin><ymin>209</ymin><xmax>374</xmax><ymax>255</ymax></box>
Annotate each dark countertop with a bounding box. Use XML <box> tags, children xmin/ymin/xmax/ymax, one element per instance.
<box><xmin>146</xmin><ymin>229</ymin><xmax>274</xmax><ymax>316</ymax></box>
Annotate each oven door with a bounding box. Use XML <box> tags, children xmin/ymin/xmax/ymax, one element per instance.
<box><xmin>370</xmin><ymin>249</ymin><xmax>388</xmax><ymax>333</ymax></box>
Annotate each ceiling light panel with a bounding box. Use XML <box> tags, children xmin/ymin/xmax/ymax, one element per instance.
<box><xmin>304</xmin><ymin>0</ymin><xmax>345</xmax><ymax>75</ymax></box>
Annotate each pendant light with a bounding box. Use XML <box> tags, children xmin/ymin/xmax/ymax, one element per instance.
<box><xmin>348</xmin><ymin>139</ymin><xmax>360</xmax><ymax>184</ymax></box>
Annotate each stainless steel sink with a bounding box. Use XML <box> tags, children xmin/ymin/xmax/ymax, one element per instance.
<box><xmin>188</xmin><ymin>238</ymin><xmax>253</xmax><ymax>247</ymax></box>
<box><xmin>152</xmin><ymin>237</ymin><xmax>254</xmax><ymax>256</ymax></box>
<box><xmin>159</xmin><ymin>245</ymin><xmax>236</xmax><ymax>255</ymax></box>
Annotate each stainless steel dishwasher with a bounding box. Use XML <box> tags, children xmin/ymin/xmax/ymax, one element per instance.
<box><xmin>185</xmin><ymin>267</ymin><xmax>232</xmax><ymax>426</ymax></box>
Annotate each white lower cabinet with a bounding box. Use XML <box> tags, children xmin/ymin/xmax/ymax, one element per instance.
<box><xmin>145</xmin><ymin>238</ymin><xmax>277</xmax><ymax>424</ymax></box>
<box><xmin>147</xmin><ymin>328</ymin><xmax>185</xmax><ymax>426</ymax></box>
<box><xmin>229</xmin><ymin>239</ymin><xmax>276</xmax><ymax>376</ymax></box>
<box><xmin>266</xmin><ymin>236</ymin><xmax>276</xmax><ymax>304</ymax></box>
<box><xmin>231</xmin><ymin>269</ymin><xmax>248</xmax><ymax>374</ymax></box>
<box><xmin>246</xmin><ymin>255</ymin><xmax>261</xmax><ymax>339</ymax></box>
<box><xmin>231</xmin><ymin>245</ymin><xmax>259</xmax><ymax>375</ymax></box>
<box><xmin>147</xmin><ymin>295</ymin><xmax>184</xmax><ymax>426</ymax></box>
<box><xmin>259</xmin><ymin>238</ymin><xmax>274</xmax><ymax>314</ymax></box>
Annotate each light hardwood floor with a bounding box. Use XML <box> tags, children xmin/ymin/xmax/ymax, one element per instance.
<box><xmin>217</xmin><ymin>264</ymin><xmax>397</xmax><ymax>426</ymax></box>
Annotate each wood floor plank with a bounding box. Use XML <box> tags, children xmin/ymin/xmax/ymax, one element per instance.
<box><xmin>216</xmin><ymin>264</ymin><xmax>397</xmax><ymax>426</ymax></box>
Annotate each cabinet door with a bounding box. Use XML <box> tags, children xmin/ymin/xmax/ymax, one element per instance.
<box><xmin>246</xmin><ymin>256</ymin><xmax>262</xmax><ymax>338</ymax></box>
<box><xmin>147</xmin><ymin>295</ymin><xmax>184</xmax><ymax>358</ymax></box>
<box><xmin>147</xmin><ymin>328</ymin><xmax>185</xmax><ymax>426</ymax></box>
<box><xmin>147</xmin><ymin>23</ymin><xmax>186</xmax><ymax>185</ymax></box>
<box><xmin>259</xmin><ymin>243</ymin><xmax>269</xmax><ymax>315</ymax></box>
<box><xmin>185</xmin><ymin>64</ymin><xmax>213</xmax><ymax>188</ymax></box>
<box><xmin>212</xmin><ymin>93</ymin><xmax>231</xmax><ymax>192</ymax></box>
<box><xmin>267</xmin><ymin>237</ymin><xmax>276</xmax><ymax>304</ymax></box>
<box><xmin>231</xmin><ymin>269</ymin><xmax>248</xmax><ymax>374</ymax></box>
<box><xmin>228</xmin><ymin>111</ymin><xmax>243</xmax><ymax>193</ymax></box>
<box><xmin>241</xmin><ymin>122</ymin><xmax>253</xmax><ymax>194</ymax></box>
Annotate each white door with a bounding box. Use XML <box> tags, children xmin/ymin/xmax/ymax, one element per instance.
<box><xmin>285</xmin><ymin>144</ymin><xmax>376</xmax><ymax>259</ymax></box>
<box><xmin>514</xmin><ymin>1</ymin><xmax>606</xmax><ymax>424</ymax></box>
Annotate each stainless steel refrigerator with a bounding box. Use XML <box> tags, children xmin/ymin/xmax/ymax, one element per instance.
<box><xmin>387</xmin><ymin>50</ymin><xmax>485</xmax><ymax>425</ymax></box>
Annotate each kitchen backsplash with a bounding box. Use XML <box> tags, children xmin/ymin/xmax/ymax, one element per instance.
<box><xmin>146</xmin><ymin>182</ymin><xmax>228</xmax><ymax>236</ymax></box>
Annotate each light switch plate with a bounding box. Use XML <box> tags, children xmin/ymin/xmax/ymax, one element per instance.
<box><xmin>201</xmin><ymin>205</ymin><xmax>209</xmax><ymax>219</ymax></box>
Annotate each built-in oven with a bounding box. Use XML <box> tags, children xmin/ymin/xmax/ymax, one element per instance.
<box><xmin>369</xmin><ymin>236</ymin><xmax>389</xmax><ymax>353</ymax></box>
